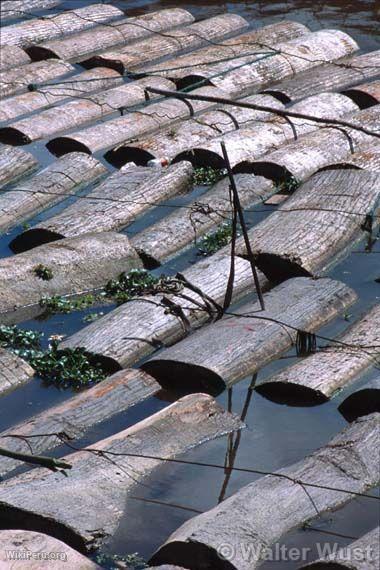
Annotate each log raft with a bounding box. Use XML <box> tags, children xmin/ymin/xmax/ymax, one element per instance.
<box><xmin>0</xmin><ymin>146</ymin><xmax>38</xmax><ymax>188</ymax></box>
<box><xmin>338</xmin><ymin>377</ymin><xmax>380</xmax><ymax>422</ymax></box>
<box><xmin>342</xmin><ymin>79</ymin><xmax>380</xmax><ymax>108</ymax></box>
<box><xmin>150</xmin><ymin>413</ymin><xmax>380</xmax><ymax>570</ymax></box>
<box><xmin>236</xmin><ymin>169</ymin><xmax>380</xmax><ymax>282</ymax></box>
<box><xmin>255</xmin><ymin>304</ymin><xmax>380</xmax><ymax>405</ymax></box>
<box><xmin>0</xmin><ymin>59</ymin><xmax>74</xmax><ymax>99</ymax></box>
<box><xmin>0</xmin><ymin>45</ymin><xmax>31</xmax><ymax>72</ymax></box>
<box><xmin>142</xmin><ymin>277</ymin><xmax>357</xmax><ymax>393</ymax></box>
<box><xmin>321</xmin><ymin>145</ymin><xmax>380</xmax><ymax>173</ymax></box>
<box><xmin>0</xmin><ymin>0</ymin><xmax>61</xmax><ymax>23</ymax></box>
<box><xmin>0</xmin><ymin>394</ymin><xmax>244</xmax><ymax>552</ymax></box>
<box><xmin>0</xmin><ymin>349</ymin><xmax>35</xmax><ymax>397</ymax></box>
<box><xmin>11</xmin><ymin>161</ymin><xmax>194</xmax><ymax>252</ymax></box>
<box><xmin>0</xmin><ymin>152</ymin><xmax>107</xmax><ymax>233</ymax></box>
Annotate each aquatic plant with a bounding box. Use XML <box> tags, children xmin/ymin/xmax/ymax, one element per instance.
<box><xmin>0</xmin><ymin>325</ymin><xmax>42</xmax><ymax>360</ymax></box>
<box><xmin>40</xmin><ymin>293</ymin><xmax>97</xmax><ymax>314</ymax></box>
<box><xmin>193</xmin><ymin>166</ymin><xmax>225</xmax><ymax>186</ymax></box>
<box><xmin>104</xmin><ymin>269</ymin><xmax>159</xmax><ymax>303</ymax></box>
<box><xmin>276</xmin><ymin>175</ymin><xmax>300</xmax><ymax>194</ymax></box>
<box><xmin>198</xmin><ymin>222</ymin><xmax>234</xmax><ymax>256</ymax></box>
<box><xmin>33</xmin><ymin>263</ymin><xmax>53</xmax><ymax>281</ymax></box>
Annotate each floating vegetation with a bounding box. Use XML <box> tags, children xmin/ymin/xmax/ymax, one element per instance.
<box><xmin>198</xmin><ymin>222</ymin><xmax>235</xmax><ymax>256</ymax></box>
<box><xmin>82</xmin><ymin>311</ymin><xmax>104</xmax><ymax>323</ymax></box>
<box><xmin>193</xmin><ymin>166</ymin><xmax>226</xmax><ymax>186</ymax></box>
<box><xmin>276</xmin><ymin>175</ymin><xmax>300</xmax><ymax>194</ymax></box>
<box><xmin>93</xmin><ymin>552</ymin><xmax>147</xmax><ymax>569</ymax></box>
<box><xmin>104</xmin><ymin>268</ymin><xmax>159</xmax><ymax>303</ymax></box>
<box><xmin>0</xmin><ymin>324</ymin><xmax>42</xmax><ymax>360</ymax></box>
<box><xmin>33</xmin><ymin>263</ymin><xmax>53</xmax><ymax>281</ymax></box>
<box><xmin>39</xmin><ymin>293</ymin><xmax>97</xmax><ymax>315</ymax></box>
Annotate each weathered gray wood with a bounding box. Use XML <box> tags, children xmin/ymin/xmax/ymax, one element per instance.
<box><xmin>82</xmin><ymin>14</ymin><xmax>249</xmax><ymax>74</ymax></box>
<box><xmin>0</xmin><ymin>530</ymin><xmax>100</xmax><ymax>569</ymax></box>
<box><xmin>0</xmin><ymin>369</ymin><xmax>159</xmax><ymax>477</ymax></box>
<box><xmin>342</xmin><ymin>79</ymin><xmax>380</xmax><ymax>108</ymax></box>
<box><xmin>150</xmin><ymin>413</ymin><xmax>380</xmax><ymax>570</ymax></box>
<box><xmin>11</xmin><ymin>162</ymin><xmax>194</xmax><ymax>252</ymax></box>
<box><xmin>0</xmin><ymin>232</ymin><xmax>141</xmax><ymax>316</ymax></box>
<box><xmin>0</xmin><ymin>0</ymin><xmax>61</xmax><ymax>23</ymax></box>
<box><xmin>339</xmin><ymin>377</ymin><xmax>380</xmax><ymax>422</ymax></box>
<box><xmin>300</xmin><ymin>527</ymin><xmax>380</xmax><ymax>569</ymax></box>
<box><xmin>321</xmin><ymin>145</ymin><xmax>380</xmax><ymax>173</ymax></box>
<box><xmin>0</xmin><ymin>67</ymin><xmax>122</xmax><ymax>123</ymax></box>
<box><xmin>131</xmin><ymin>174</ymin><xmax>274</xmax><ymax>267</ymax></box>
<box><xmin>0</xmin><ymin>393</ymin><xmax>244</xmax><ymax>552</ymax></box>
<box><xmin>255</xmin><ymin>304</ymin><xmax>380</xmax><ymax>405</ymax></box>
<box><xmin>0</xmin><ymin>152</ymin><xmax>107</xmax><ymax>233</ymax></box>
<box><xmin>0</xmin><ymin>4</ymin><xmax>124</xmax><ymax>48</ymax></box>
<box><xmin>142</xmin><ymin>277</ymin><xmax>357</xmax><ymax>392</ymax></box>
<box><xmin>236</xmin><ymin>169</ymin><xmax>380</xmax><ymax>281</ymax></box>
<box><xmin>0</xmin><ymin>59</ymin><xmax>74</xmax><ymax>99</ymax></box>
<box><xmin>0</xmin><ymin>45</ymin><xmax>31</xmax><ymax>72</ymax></box>
<box><xmin>0</xmin><ymin>349</ymin><xmax>35</xmax><ymax>397</ymax></box>
<box><xmin>0</xmin><ymin>76</ymin><xmax>174</xmax><ymax>146</ymax></box>
<box><xmin>60</xmin><ymin>249</ymin><xmax>269</xmax><ymax>373</ymax></box>
<box><xmin>0</xmin><ymin>146</ymin><xmax>38</xmax><ymax>188</ymax></box>
<box><xmin>27</xmin><ymin>8</ymin><xmax>195</xmax><ymax>63</ymax></box>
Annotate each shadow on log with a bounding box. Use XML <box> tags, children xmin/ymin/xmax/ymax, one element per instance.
<box><xmin>338</xmin><ymin>377</ymin><xmax>380</xmax><ymax>422</ymax></box>
<box><xmin>342</xmin><ymin>79</ymin><xmax>380</xmax><ymax>109</ymax></box>
<box><xmin>318</xmin><ymin>145</ymin><xmax>380</xmax><ymax>174</ymax></box>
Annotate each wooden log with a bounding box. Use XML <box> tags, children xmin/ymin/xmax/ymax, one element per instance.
<box><xmin>0</xmin><ymin>0</ymin><xmax>61</xmax><ymax>23</ymax></box>
<box><xmin>0</xmin><ymin>349</ymin><xmax>35</xmax><ymax>398</ymax></box>
<box><xmin>339</xmin><ymin>377</ymin><xmax>380</xmax><ymax>422</ymax></box>
<box><xmin>0</xmin><ymin>369</ymin><xmax>160</xmax><ymax>477</ymax></box>
<box><xmin>27</xmin><ymin>8</ymin><xmax>195</xmax><ymax>63</ymax></box>
<box><xmin>46</xmin><ymin>86</ymin><xmax>228</xmax><ymax>157</ymax></box>
<box><xmin>0</xmin><ymin>145</ymin><xmax>38</xmax><ymax>188</ymax></box>
<box><xmin>60</xmin><ymin>249</ymin><xmax>269</xmax><ymax>374</ymax></box>
<box><xmin>321</xmin><ymin>145</ymin><xmax>380</xmax><ymax>173</ymax></box>
<box><xmin>260</xmin><ymin>50</ymin><xmax>380</xmax><ymax>103</ymax></box>
<box><xmin>235</xmin><ymin>169</ymin><xmax>380</xmax><ymax>281</ymax></box>
<box><xmin>81</xmin><ymin>14</ymin><xmax>249</xmax><ymax>74</ymax></box>
<box><xmin>0</xmin><ymin>67</ymin><xmax>122</xmax><ymax>123</ymax></box>
<box><xmin>300</xmin><ymin>527</ymin><xmax>380</xmax><ymax>570</ymax></box>
<box><xmin>255</xmin><ymin>304</ymin><xmax>380</xmax><ymax>405</ymax></box>
<box><xmin>0</xmin><ymin>393</ymin><xmax>244</xmax><ymax>552</ymax></box>
<box><xmin>142</xmin><ymin>277</ymin><xmax>357</xmax><ymax>392</ymax></box>
<box><xmin>0</xmin><ymin>59</ymin><xmax>74</xmax><ymax>99</ymax></box>
<box><xmin>150</xmin><ymin>413</ymin><xmax>380</xmax><ymax>570</ymax></box>
<box><xmin>342</xmin><ymin>79</ymin><xmax>380</xmax><ymax>109</ymax></box>
<box><xmin>105</xmin><ymin>93</ymin><xmax>284</xmax><ymax>168</ymax></box>
<box><xmin>131</xmin><ymin>174</ymin><xmax>274</xmax><ymax>267</ymax></box>
<box><xmin>0</xmin><ymin>232</ymin><xmax>141</xmax><ymax>316</ymax></box>
<box><xmin>0</xmin><ymin>4</ymin><xmax>124</xmax><ymax>48</ymax></box>
<box><xmin>0</xmin><ymin>45</ymin><xmax>31</xmax><ymax>72</ymax></box>
<box><xmin>11</xmin><ymin>162</ymin><xmax>194</xmax><ymax>252</ymax></box>
<box><xmin>0</xmin><ymin>530</ymin><xmax>100</xmax><ymax>569</ymax></box>
<box><xmin>0</xmin><ymin>76</ymin><xmax>174</xmax><ymax>146</ymax></box>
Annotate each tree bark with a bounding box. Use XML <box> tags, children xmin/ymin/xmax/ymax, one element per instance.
<box><xmin>0</xmin><ymin>145</ymin><xmax>38</xmax><ymax>188</ymax></box>
<box><xmin>322</xmin><ymin>145</ymin><xmax>380</xmax><ymax>173</ymax></box>
<box><xmin>0</xmin><ymin>349</ymin><xmax>35</xmax><ymax>397</ymax></box>
<box><xmin>0</xmin><ymin>46</ymin><xmax>31</xmax><ymax>72</ymax></box>
<box><xmin>0</xmin><ymin>59</ymin><xmax>74</xmax><ymax>99</ymax></box>
<box><xmin>342</xmin><ymin>79</ymin><xmax>380</xmax><ymax>109</ymax></box>
<box><xmin>0</xmin><ymin>0</ymin><xmax>61</xmax><ymax>23</ymax></box>
<box><xmin>338</xmin><ymin>377</ymin><xmax>380</xmax><ymax>422</ymax></box>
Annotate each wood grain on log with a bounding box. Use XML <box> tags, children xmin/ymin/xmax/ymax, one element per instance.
<box><xmin>27</xmin><ymin>9</ymin><xmax>195</xmax><ymax>63</ymax></box>
<box><xmin>235</xmin><ymin>169</ymin><xmax>380</xmax><ymax>281</ymax></box>
<box><xmin>339</xmin><ymin>377</ymin><xmax>380</xmax><ymax>422</ymax></box>
<box><xmin>0</xmin><ymin>76</ymin><xmax>174</xmax><ymax>146</ymax></box>
<box><xmin>255</xmin><ymin>304</ymin><xmax>380</xmax><ymax>405</ymax></box>
<box><xmin>0</xmin><ymin>0</ymin><xmax>61</xmax><ymax>23</ymax></box>
<box><xmin>0</xmin><ymin>152</ymin><xmax>107</xmax><ymax>233</ymax></box>
<box><xmin>0</xmin><ymin>59</ymin><xmax>74</xmax><ymax>99</ymax></box>
<box><xmin>0</xmin><ymin>45</ymin><xmax>31</xmax><ymax>72</ymax></box>
<box><xmin>0</xmin><ymin>369</ymin><xmax>160</xmax><ymax>477</ymax></box>
<box><xmin>150</xmin><ymin>413</ymin><xmax>380</xmax><ymax>570</ymax></box>
<box><xmin>0</xmin><ymin>4</ymin><xmax>124</xmax><ymax>47</ymax></box>
<box><xmin>11</xmin><ymin>162</ymin><xmax>194</xmax><ymax>252</ymax></box>
<box><xmin>0</xmin><ymin>349</ymin><xmax>35</xmax><ymax>397</ymax></box>
<box><xmin>81</xmin><ymin>14</ymin><xmax>249</xmax><ymax>74</ymax></box>
<box><xmin>0</xmin><ymin>145</ymin><xmax>38</xmax><ymax>188</ymax></box>
<box><xmin>320</xmin><ymin>145</ymin><xmax>380</xmax><ymax>173</ymax></box>
<box><xmin>0</xmin><ymin>394</ymin><xmax>244</xmax><ymax>552</ymax></box>
<box><xmin>342</xmin><ymin>79</ymin><xmax>380</xmax><ymax>109</ymax></box>
<box><xmin>0</xmin><ymin>233</ymin><xmax>141</xmax><ymax>316</ymax></box>
<box><xmin>142</xmin><ymin>277</ymin><xmax>357</xmax><ymax>392</ymax></box>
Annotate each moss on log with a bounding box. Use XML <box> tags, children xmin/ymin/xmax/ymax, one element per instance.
<box><xmin>0</xmin><ymin>349</ymin><xmax>35</xmax><ymax>397</ymax></box>
<box><xmin>342</xmin><ymin>79</ymin><xmax>380</xmax><ymax>109</ymax></box>
<box><xmin>0</xmin><ymin>59</ymin><xmax>74</xmax><ymax>99</ymax></box>
<box><xmin>0</xmin><ymin>46</ymin><xmax>31</xmax><ymax>72</ymax></box>
<box><xmin>0</xmin><ymin>146</ymin><xmax>38</xmax><ymax>188</ymax></box>
<box><xmin>338</xmin><ymin>377</ymin><xmax>380</xmax><ymax>422</ymax></box>
<box><xmin>0</xmin><ymin>0</ymin><xmax>61</xmax><ymax>23</ymax></box>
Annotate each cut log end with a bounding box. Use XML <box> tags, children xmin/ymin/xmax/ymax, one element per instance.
<box><xmin>255</xmin><ymin>380</ymin><xmax>328</xmax><ymax>406</ymax></box>
<box><xmin>0</xmin><ymin>127</ymin><xmax>31</xmax><ymax>146</ymax></box>
<box><xmin>46</xmin><ymin>137</ymin><xmax>91</xmax><ymax>157</ymax></box>
<box><xmin>341</xmin><ymin>88</ymin><xmax>379</xmax><ymax>109</ymax></box>
<box><xmin>10</xmin><ymin>228</ymin><xmax>64</xmax><ymax>254</ymax></box>
<box><xmin>105</xmin><ymin>146</ymin><xmax>156</xmax><ymax>168</ymax></box>
<box><xmin>81</xmin><ymin>56</ymin><xmax>125</xmax><ymax>75</ymax></box>
<box><xmin>150</xmin><ymin>540</ymin><xmax>235</xmax><ymax>570</ymax></box>
<box><xmin>338</xmin><ymin>388</ymin><xmax>380</xmax><ymax>422</ymax></box>
<box><xmin>173</xmin><ymin>149</ymin><xmax>225</xmax><ymax>169</ymax></box>
<box><xmin>232</xmin><ymin>160</ymin><xmax>293</xmax><ymax>182</ymax></box>
<box><xmin>25</xmin><ymin>45</ymin><xmax>57</xmax><ymax>62</ymax></box>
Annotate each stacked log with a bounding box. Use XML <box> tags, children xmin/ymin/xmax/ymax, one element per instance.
<box><xmin>0</xmin><ymin>349</ymin><xmax>35</xmax><ymax>397</ymax></box>
<box><xmin>321</xmin><ymin>145</ymin><xmax>380</xmax><ymax>173</ymax></box>
<box><xmin>81</xmin><ymin>14</ymin><xmax>249</xmax><ymax>74</ymax></box>
<box><xmin>0</xmin><ymin>394</ymin><xmax>244</xmax><ymax>552</ymax></box>
<box><xmin>342</xmin><ymin>79</ymin><xmax>380</xmax><ymax>108</ymax></box>
<box><xmin>11</xmin><ymin>162</ymin><xmax>194</xmax><ymax>252</ymax></box>
<box><xmin>0</xmin><ymin>0</ymin><xmax>61</xmax><ymax>23</ymax></box>
<box><xmin>141</xmin><ymin>277</ymin><xmax>356</xmax><ymax>392</ymax></box>
<box><xmin>255</xmin><ymin>304</ymin><xmax>380</xmax><ymax>405</ymax></box>
<box><xmin>0</xmin><ymin>45</ymin><xmax>31</xmax><ymax>72</ymax></box>
<box><xmin>338</xmin><ymin>377</ymin><xmax>380</xmax><ymax>422</ymax></box>
<box><xmin>0</xmin><ymin>146</ymin><xmax>38</xmax><ymax>188</ymax></box>
<box><xmin>235</xmin><ymin>169</ymin><xmax>380</xmax><ymax>281</ymax></box>
<box><xmin>27</xmin><ymin>8</ymin><xmax>195</xmax><ymax>63</ymax></box>
<box><xmin>0</xmin><ymin>152</ymin><xmax>107</xmax><ymax>232</ymax></box>
<box><xmin>0</xmin><ymin>59</ymin><xmax>74</xmax><ymax>99</ymax></box>
<box><xmin>150</xmin><ymin>413</ymin><xmax>380</xmax><ymax>570</ymax></box>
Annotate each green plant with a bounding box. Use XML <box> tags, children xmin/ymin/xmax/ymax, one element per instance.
<box><xmin>276</xmin><ymin>175</ymin><xmax>300</xmax><ymax>194</ymax></box>
<box><xmin>198</xmin><ymin>222</ymin><xmax>235</xmax><ymax>256</ymax></box>
<box><xmin>83</xmin><ymin>311</ymin><xmax>104</xmax><ymax>323</ymax></box>
<box><xmin>92</xmin><ymin>552</ymin><xmax>147</xmax><ymax>569</ymax></box>
<box><xmin>0</xmin><ymin>325</ymin><xmax>42</xmax><ymax>360</ymax></box>
<box><xmin>193</xmin><ymin>166</ymin><xmax>225</xmax><ymax>186</ymax></box>
<box><xmin>39</xmin><ymin>294</ymin><xmax>97</xmax><ymax>315</ymax></box>
<box><xmin>22</xmin><ymin>222</ymin><xmax>31</xmax><ymax>231</ymax></box>
<box><xmin>104</xmin><ymin>269</ymin><xmax>159</xmax><ymax>303</ymax></box>
<box><xmin>33</xmin><ymin>263</ymin><xmax>53</xmax><ymax>281</ymax></box>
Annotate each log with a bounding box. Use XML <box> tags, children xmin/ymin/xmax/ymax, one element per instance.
<box><xmin>300</xmin><ymin>527</ymin><xmax>380</xmax><ymax>570</ymax></box>
<box><xmin>105</xmin><ymin>93</ymin><xmax>284</xmax><ymax>168</ymax></box>
<box><xmin>0</xmin><ymin>393</ymin><xmax>244</xmax><ymax>552</ymax></box>
<box><xmin>131</xmin><ymin>174</ymin><xmax>274</xmax><ymax>267</ymax></box>
<box><xmin>255</xmin><ymin>304</ymin><xmax>380</xmax><ymax>405</ymax></box>
<box><xmin>342</xmin><ymin>79</ymin><xmax>380</xmax><ymax>109</ymax></box>
<box><xmin>235</xmin><ymin>169</ymin><xmax>380</xmax><ymax>281</ymax></box>
<box><xmin>321</xmin><ymin>146</ymin><xmax>380</xmax><ymax>173</ymax></box>
<box><xmin>142</xmin><ymin>277</ymin><xmax>357</xmax><ymax>393</ymax></box>
<box><xmin>0</xmin><ymin>67</ymin><xmax>122</xmax><ymax>123</ymax></box>
<box><xmin>0</xmin><ymin>369</ymin><xmax>160</xmax><ymax>477</ymax></box>
<box><xmin>0</xmin><ymin>145</ymin><xmax>38</xmax><ymax>188</ymax></box>
<box><xmin>150</xmin><ymin>413</ymin><xmax>380</xmax><ymax>570</ymax></box>
<box><xmin>81</xmin><ymin>14</ymin><xmax>249</xmax><ymax>74</ymax></box>
<box><xmin>0</xmin><ymin>349</ymin><xmax>35</xmax><ymax>398</ymax></box>
<box><xmin>0</xmin><ymin>0</ymin><xmax>61</xmax><ymax>23</ymax></box>
<box><xmin>0</xmin><ymin>4</ymin><xmax>124</xmax><ymax>48</ymax></box>
<box><xmin>0</xmin><ymin>152</ymin><xmax>107</xmax><ymax>233</ymax></box>
<box><xmin>338</xmin><ymin>377</ymin><xmax>380</xmax><ymax>422</ymax></box>
<box><xmin>60</xmin><ymin>248</ymin><xmax>270</xmax><ymax>374</ymax></box>
<box><xmin>27</xmin><ymin>8</ymin><xmax>195</xmax><ymax>63</ymax></box>
<box><xmin>0</xmin><ymin>232</ymin><xmax>142</xmax><ymax>316</ymax></box>
<box><xmin>0</xmin><ymin>45</ymin><xmax>31</xmax><ymax>72</ymax></box>
<box><xmin>46</xmin><ymin>86</ymin><xmax>227</xmax><ymax>157</ymax></box>
<box><xmin>0</xmin><ymin>76</ymin><xmax>174</xmax><ymax>146</ymax></box>
<box><xmin>11</xmin><ymin>161</ymin><xmax>194</xmax><ymax>252</ymax></box>
<box><xmin>0</xmin><ymin>530</ymin><xmax>100</xmax><ymax>569</ymax></box>
<box><xmin>0</xmin><ymin>59</ymin><xmax>74</xmax><ymax>99</ymax></box>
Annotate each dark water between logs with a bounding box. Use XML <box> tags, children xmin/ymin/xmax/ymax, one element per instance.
<box><xmin>0</xmin><ymin>1</ymin><xmax>379</xmax><ymax>568</ymax></box>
